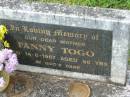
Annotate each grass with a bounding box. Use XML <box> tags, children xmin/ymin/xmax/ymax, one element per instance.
<box><xmin>28</xmin><ymin>0</ymin><xmax>130</xmax><ymax>9</ymax></box>
<box><xmin>129</xmin><ymin>50</ymin><xmax>130</xmax><ymax>65</ymax></box>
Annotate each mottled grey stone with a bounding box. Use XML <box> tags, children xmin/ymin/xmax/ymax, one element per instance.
<box><xmin>0</xmin><ymin>0</ymin><xmax>130</xmax><ymax>85</ymax></box>
<box><xmin>0</xmin><ymin>71</ymin><xmax>130</xmax><ymax>97</ymax></box>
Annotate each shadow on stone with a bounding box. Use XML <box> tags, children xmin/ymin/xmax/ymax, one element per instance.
<box><xmin>5</xmin><ymin>74</ymin><xmax>33</xmax><ymax>97</ymax></box>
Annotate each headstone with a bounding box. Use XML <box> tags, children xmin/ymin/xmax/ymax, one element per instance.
<box><xmin>0</xmin><ymin>0</ymin><xmax>130</xmax><ymax>85</ymax></box>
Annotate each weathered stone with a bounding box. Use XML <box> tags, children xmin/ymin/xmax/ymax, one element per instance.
<box><xmin>0</xmin><ymin>71</ymin><xmax>129</xmax><ymax>97</ymax></box>
<box><xmin>69</xmin><ymin>82</ymin><xmax>90</xmax><ymax>97</ymax></box>
<box><xmin>0</xmin><ymin>0</ymin><xmax>130</xmax><ymax>85</ymax></box>
<box><xmin>5</xmin><ymin>74</ymin><xmax>33</xmax><ymax>97</ymax></box>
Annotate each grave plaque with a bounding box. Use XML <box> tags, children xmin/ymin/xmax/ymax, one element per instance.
<box><xmin>0</xmin><ymin>0</ymin><xmax>130</xmax><ymax>85</ymax></box>
<box><xmin>1</xmin><ymin>19</ymin><xmax>112</xmax><ymax>76</ymax></box>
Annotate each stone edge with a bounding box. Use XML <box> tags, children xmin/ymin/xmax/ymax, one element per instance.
<box><xmin>0</xmin><ymin>6</ymin><xmax>130</xmax><ymax>85</ymax></box>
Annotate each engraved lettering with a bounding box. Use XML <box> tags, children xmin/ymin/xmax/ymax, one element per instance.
<box><xmin>22</xmin><ymin>26</ymin><xmax>51</xmax><ymax>36</ymax></box>
<box><xmin>53</xmin><ymin>30</ymin><xmax>88</xmax><ymax>39</ymax></box>
<box><xmin>17</xmin><ymin>42</ymin><xmax>54</xmax><ymax>53</ymax></box>
<box><xmin>40</xmin><ymin>37</ymin><xmax>56</xmax><ymax>43</ymax></box>
<box><xmin>10</xmin><ymin>24</ymin><xmax>20</xmax><ymax>31</ymax></box>
<box><xmin>25</xmin><ymin>35</ymin><xmax>37</xmax><ymax>41</ymax></box>
<box><xmin>82</xmin><ymin>60</ymin><xmax>91</xmax><ymax>65</ymax></box>
<box><xmin>61</xmin><ymin>48</ymin><xmax>95</xmax><ymax>57</ymax></box>
<box><xmin>61</xmin><ymin>57</ymin><xmax>78</xmax><ymax>63</ymax></box>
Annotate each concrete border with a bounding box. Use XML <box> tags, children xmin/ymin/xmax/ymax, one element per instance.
<box><xmin>0</xmin><ymin>0</ymin><xmax>130</xmax><ymax>85</ymax></box>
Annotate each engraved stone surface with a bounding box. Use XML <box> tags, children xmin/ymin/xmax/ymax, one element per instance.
<box><xmin>0</xmin><ymin>19</ymin><xmax>112</xmax><ymax>76</ymax></box>
<box><xmin>0</xmin><ymin>0</ymin><xmax>130</xmax><ymax>85</ymax></box>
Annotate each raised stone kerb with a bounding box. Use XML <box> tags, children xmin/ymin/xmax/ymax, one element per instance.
<box><xmin>0</xmin><ymin>0</ymin><xmax>130</xmax><ymax>85</ymax></box>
